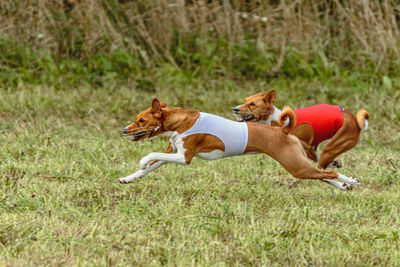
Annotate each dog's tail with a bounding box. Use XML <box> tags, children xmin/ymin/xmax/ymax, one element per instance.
<box><xmin>356</xmin><ymin>109</ymin><xmax>370</xmax><ymax>130</ymax></box>
<box><xmin>278</xmin><ymin>106</ymin><xmax>297</xmax><ymax>134</ymax></box>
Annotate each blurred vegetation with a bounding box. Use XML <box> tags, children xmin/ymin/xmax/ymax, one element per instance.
<box><xmin>1</xmin><ymin>0</ymin><xmax>400</xmax><ymax>89</ymax></box>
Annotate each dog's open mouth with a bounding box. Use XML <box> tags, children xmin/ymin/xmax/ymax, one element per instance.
<box><xmin>130</xmin><ymin>131</ymin><xmax>148</xmax><ymax>141</ymax></box>
<box><xmin>122</xmin><ymin>125</ymin><xmax>161</xmax><ymax>142</ymax></box>
<box><xmin>237</xmin><ymin>114</ymin><xmax>255</xmax><ymax>122</ymax></box>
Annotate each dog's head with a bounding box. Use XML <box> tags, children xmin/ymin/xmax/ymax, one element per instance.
<box><xmin>122</xmin><ymin>98</ymin><xmax>167</xmax><ymax>142</ymax></box>
<box><xmin>233</xmin><ymin>90</ymin><xmax>276</xmax><ymax>122</ymax></box>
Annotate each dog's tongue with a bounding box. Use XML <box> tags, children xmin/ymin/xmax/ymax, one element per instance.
<box><xmin>237</xmin><ymin>116</ymin><xmax>245</xmax><ymax>122</ymax></box>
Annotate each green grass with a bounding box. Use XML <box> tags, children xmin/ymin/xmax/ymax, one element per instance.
<box><xmin>1</xmin><ymin>72</ymin><xmax>400</xmax><ymax>265</ymax></box>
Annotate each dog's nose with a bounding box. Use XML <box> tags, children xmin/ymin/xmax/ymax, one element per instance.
<box><xmin>233</xmin><ymin>106</ymin><xmax>240</xmax><ymax>113</ymax></box>
<box><xmin>122</xmin><ymin>128</ymin><xmax>128</xmax><ymax>134</ymax></box>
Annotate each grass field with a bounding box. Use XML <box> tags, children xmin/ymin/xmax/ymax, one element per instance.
<box><xmin>1</xmin><ymin>72</ymin><xmax>399</xmax><ymax>265</ymax></box>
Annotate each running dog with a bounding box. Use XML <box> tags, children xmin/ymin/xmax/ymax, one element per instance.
<box><xmin>233</xmin><ymin>90</ymin><xmax>370</xmax><ymax>169</ymax></box>
<box><xmin>118</xmin><ymin>98</ymin><xmax>361</xmax><ymax>190</ymax></box>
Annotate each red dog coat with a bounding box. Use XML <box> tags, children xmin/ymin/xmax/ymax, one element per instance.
<box><xmin>292</xmin><ymin>104</ymin><xmax>344</xmax><ymax>146</ymax></box>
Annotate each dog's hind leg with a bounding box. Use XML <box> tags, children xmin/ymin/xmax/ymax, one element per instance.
<box><xmin>281</xmin><ymin>155</ymin><xmax>361</xmax><ymax>188</ymax></box>
<box><xmin>269</xmin><ymin>137</ymin><xmax>361</xmax><ymax>190</ymax></box>
<box><xmin>318</xmin><ymin>136</ymin><xmax>359</xmax><ymax>169</ymax></box>
<box><xmin>318</xmin><ymin>112</ymin><xmax>361</xmax><ymax>169</ymax></box>
<box><xmin>291</xmin><ymin>123</ymin><xmax>319</xmax><ymax>162</ymax></box>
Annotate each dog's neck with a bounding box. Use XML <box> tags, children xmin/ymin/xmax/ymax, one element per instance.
<box><xmin>160</xmin><ymin>107</ymin><xmax>200</xmax><ymax>134</ymax></box>
<box><xmin>259</xmin><ymin>106</ymin><xmax>282</xmax><ymax>125</ymax></box>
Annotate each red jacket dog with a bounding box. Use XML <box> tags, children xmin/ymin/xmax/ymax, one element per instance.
<box><xmin>119</xmin><ymin>98</ymin><xmax>360</xmax><ymax>190</ymax></box>
<box><xmin>233</xmin><ymin>90</ymin><xmax>370</xmax><ymax>169</ymax></box>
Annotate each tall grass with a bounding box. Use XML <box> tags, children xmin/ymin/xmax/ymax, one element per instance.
<box><xmin>1</xmin><ymin>0</ymin><xmax>399</xmax><ymax>78</ymax></box>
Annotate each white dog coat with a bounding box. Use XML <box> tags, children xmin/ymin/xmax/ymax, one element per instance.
<box><xmin>173</xmin><ymin>112</ymin><xmax>248</xmax><ymax>157</ymax></box>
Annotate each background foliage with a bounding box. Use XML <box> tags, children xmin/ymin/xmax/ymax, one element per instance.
<box><xmin>1</xmin><ymin>0</ymin><xmax>400</xmax><ymax>85</ymax></box>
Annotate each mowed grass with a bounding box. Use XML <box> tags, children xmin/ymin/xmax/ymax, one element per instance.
<box><xmin>1</xmin><ymin>77</ymin><xmax>400</xmax><ymax>266</ymax></box>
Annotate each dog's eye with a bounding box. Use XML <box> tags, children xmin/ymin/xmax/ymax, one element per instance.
<box><xmin>250</xmin><ymin>103</ymin><xmax>255</xmax><ymax>106</ymax></box>
<box><xmin>139</xmin><ymin>119</ymin><xmax>145</xmax><ymax>123</ymax></box>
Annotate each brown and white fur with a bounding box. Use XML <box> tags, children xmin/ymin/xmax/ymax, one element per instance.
<box><xmin>118</xmin><ymin>98</ymin><xmax>361</xmax><ymax>190</ymax></box>
<box><xmin>233</xmin><ymin>90</ymin><xmax>370</xmax><ymax>169</ymax></box>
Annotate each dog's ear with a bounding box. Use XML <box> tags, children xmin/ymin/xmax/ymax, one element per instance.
<box><xmin>263</xmin><ymin>90</ymin><xmax>276</xmax><ymax>104</ymax></box>
<box><xmin>160</xmin><ymin>102</ymin><xmax>167</xmax><ymax>108</ymax></box>
<box><xmin>151</xmin><ymin>98</ymin><xmax>161</xmax><ymax>114</ymax></box>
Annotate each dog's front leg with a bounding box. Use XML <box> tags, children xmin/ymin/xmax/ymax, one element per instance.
<box><xmin>119</xmin><ymin>143</ymin><xmax>174</xmax><ymax>184</ymax></box>
<box><xmin>139</xmin><ymin>152</ymin><xmax>186</xmax><ymax>169</ymax></box>
<box><xmin>119</xmin><ymin>161</ymin><xmax>166</xmax><ymax>183</ymax></box>
<box><xmin>139</xmin><ymin>139</ymin><xmax>189</xmax><ymax>169</ymax></box>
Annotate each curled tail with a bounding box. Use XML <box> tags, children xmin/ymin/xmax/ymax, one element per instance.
<box><xmin>356</xmin><ymin>109</ymin><xmax>370</xmax><ymax>130</ymax></box>
<box><xmin>278</xmin><ymin>106</ymin><xmax>297</xmax><ymax>134</ymax></box>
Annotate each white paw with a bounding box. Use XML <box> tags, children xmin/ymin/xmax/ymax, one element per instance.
<box><xmin>349</xmin><ymin>177</ymin><xmax>361</xmax><ymax>186</ymax></box>
<box><xmin>340</xmin><ymin>182</ymin><xmax>354</xmax><ymax>191</ymax></box>
<box><xmin>119</xmin><ymin>175</ymin><xmax>141</xmax><ymax>184</ymax></box>
<box><xmin>337</xmin><ymin>174</ymin><xmax>361</xmax><ymax>185</ymax></box>
<box><xmin>342</xmin><ymin>176</ymin><xmax>361</xmax><ymax>186</ymax></box>
<box><xmin>119</xmin><ymin>177</ymin><xmax>130</xmax><ymax>184</ymax></box>
<box><xmin>324</xmin><ymin>179</ymin><xmax>355</xmax><ymax>191</ymax></box>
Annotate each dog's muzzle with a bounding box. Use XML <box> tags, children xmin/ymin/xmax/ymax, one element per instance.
<box><xmin>236</xmin><ymin>114</ymin><xmax>255</xmax><ymax>122</ymax></box>
<box><xmin>122</xmin><ymin>125</ymin><xmax>161</xmax><ymax>142</ymax></box>
<box><xmin>233</xmin><ymin>106</ymin><xmax>255</xmax><ymax>122</ymax></box>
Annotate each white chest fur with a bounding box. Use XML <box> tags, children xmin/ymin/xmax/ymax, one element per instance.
<box><xmin>260</xmin><ymin>106</ymin><xmax>282</xmax><ymax>125</ymax></box>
